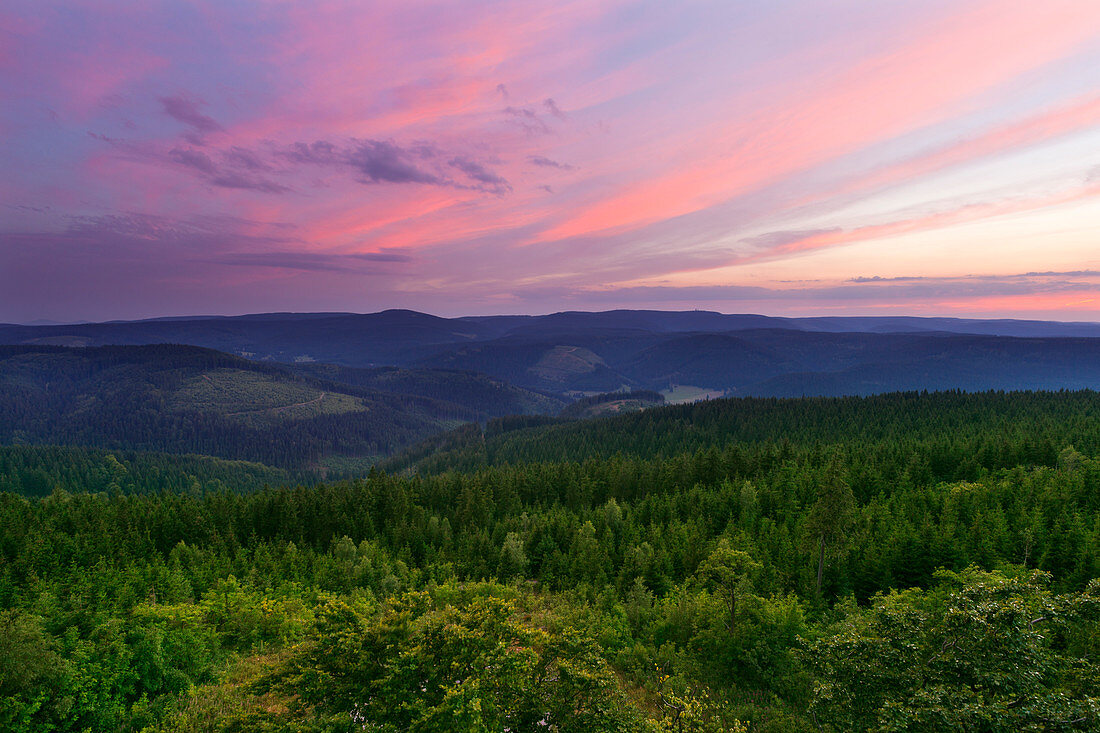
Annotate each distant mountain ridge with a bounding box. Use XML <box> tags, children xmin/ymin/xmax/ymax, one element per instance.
<box><xmin>4</xmin><ymin>309</ymin><xmax>1100</xmax><ymax>398</ymax></box>
<box><xmin>6</xmin><ymin>308</ymin><xmax>1100</xmax><ymax>353</ymax></box>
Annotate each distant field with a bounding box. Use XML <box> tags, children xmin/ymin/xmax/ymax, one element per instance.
<box><xmin>660</xmin><ymin>384</ymin><xmax>726</xmax><ymax>403</ymax></box>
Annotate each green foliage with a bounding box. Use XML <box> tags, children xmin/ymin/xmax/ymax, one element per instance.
<box><xmin>499</xmin><ymin>531</ymin><xmax>528</xmax><ymax>578</ymax></box>
<box><xmin>0</xmin><ymin>444</ymin><xmax>294</xmax><ymax>497</ymax></box>
<box><xmin>269</xmin><ymin>590</ymin><xmax>642</xmax><ymax>732</ymax></box>
<box><xmin>808</xmin><ymin>567</ymin><xmax>1100</xmax><ymax>731</ymax></box>
<box><xmin>390</xmin><ymin>389</ymin><xmax>1087</xmax><ymax>473</ymax></box>
<box><xmin>0</xmin><ymin>611</ymin><xmax>71</xmax><ymax>731</ymax></box>
<box><xmin>803</xmin><ymin>458</ymin><xmax>855</xmax><ymax>595</ymax></box>
<box><xmin>4</xmin><ymin>390</ymin><xmax>1100</xmax><ymax>729</ymax></box>
<box><xmin>558</xmin><ymin>390</ymin><xmax>665</xmax><ymax>419</ymax></box>
<box><xmin>694</xmin><ymin>537</ymin><xmax>760</xmax><ymax>632</ymax></box>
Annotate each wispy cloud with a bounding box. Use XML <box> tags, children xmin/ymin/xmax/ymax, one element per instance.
<box><xmin>283</xmin><ymin>138</ymin><xmax>510</xmax><ymax>192</ymax></box>
<box><xmin>543</xmin><ymin>98</ymin><xmax>566</xmax><ymax>119</ymax></box>
<box><xmin>528</xmin><ymin>155</ymin><xmax>576</xmax><ymax>171</ymax></box>
<box><xmin>159</xmin><ymin>95</ymin><xmax>223</xmax><ymax>144</ymax></box>
<box><xmin>503</xmin><ymin>105</ymin><xmax>550</xmax><ymax>135</ymax></box>
<box><xmin>448</xmin><ymin>156</ymin><xmax>511</xmax><ymax>194</ymax></box>
<box><xmin>518</xmin><ymin>270</ymin><xmax>1100</xmax><ymax>308</ymax></box>
<box><xmin>347</xmin><ymin>140</ymin><xmax>442</xmax><ymax>185</ymax></box>
<box><xmin>167</xmin><ymin>147</ymin><xmax>290</xmax><ymax>193</ymax></box>
<box><xmin>6</xmin><ymin>0</ymin><xmax>1100</xmax><ymax>319</ymax></box>
<box><xmin>209</xmin><ymin>250</ymin><xmax>413</xmax><ymax>273</ymax></box>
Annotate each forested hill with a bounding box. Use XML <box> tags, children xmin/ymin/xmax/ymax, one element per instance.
<box><xmin>0</xmin><ymin>344</ymin><xmax>559</xmax><ymax>470</ymax></box>
<box><xmin>388</xmin><ymin>389</ymin><xmax>1100</xmax><ymax>474</ymax></box>
<box><xmin>0</xmin><ymin>444</ymin><xmax>295</xmax><ymax>497</ymax></box>
<box><xmin>6</xmin><ymin>310</ymin><xmax>1100</xmax><ymax>398</ymax></box>
<box><xmin>415</xmin><ymin>329</ymin><xmax>1100</xmax><ymax>395</ymax></box>
<box><xmin>5</xmin><ymin>388</ymin><xmax>1100</xmax><ymax>730</ymax></box>
<box><xmin>288</xmin><ymin>362</ymin><xmax>563</xmax><ymax>415</ymax></box>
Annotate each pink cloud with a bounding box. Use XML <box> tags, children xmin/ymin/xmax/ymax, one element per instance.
<box><xmin>796</xmin><ymin>94</ymin><xmax>1100</xmax><ymax>210</ymax></box>
<box><xmin>741</xmin><ymin>182</ymin><xmax>1100</xmax><ymax>265</ymax></box>
<box><xmin>6</xmin><ymin>0</ymin><xmax>1100</xmax><ymax>319</ymax></box>
<box><xmin>535</xmin><ymin>0</ymin><xmax>1100</xmax><ymax>244</ymax></box>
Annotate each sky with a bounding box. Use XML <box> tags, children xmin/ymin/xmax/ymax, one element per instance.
<box><xmin>4</xmin><ymin>0</ymin><xmax>1100</xmax><ymax>323</ymax></box>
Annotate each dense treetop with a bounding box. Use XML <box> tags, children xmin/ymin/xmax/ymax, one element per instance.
<box><xmin>4</xmin><ymin>389</ymin><xmax>1100</xmax><ymax>730</ymax></box>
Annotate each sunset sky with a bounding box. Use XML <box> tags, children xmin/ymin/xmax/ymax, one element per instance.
<box><xmin>4</xmin><ymin>0</ymin><xmax>1100</xmax><ymax>322</ymax></box>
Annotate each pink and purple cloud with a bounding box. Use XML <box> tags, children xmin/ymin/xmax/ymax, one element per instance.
<box><xmin>3</xmin><ymin>0</ymin><xmax>1100</xmax><ymax>322</ymax></box>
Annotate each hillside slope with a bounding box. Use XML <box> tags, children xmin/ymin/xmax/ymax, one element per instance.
<box><xmin>7</xmin><ymin>310</ymin><xmax>1100</xmax><ymax>398</ymax></box>
<box><xmin>0</xmin><ymin>444</ymin><xmax>296</xmax><ymax>497</ymax></box>
<box><xmin>290</xmin><ymin>363</ymin><xmax>564</xmax><ymax>415</ymax></box>
<box><xmin>387</xmin><ymin>389</ymin><xmax>1100</xmax><ymax>473</ymax></box>
<box><xmin>0</xmin><ymin>344</ymin><xmax>560</xmax><ymax>469</ymax></box>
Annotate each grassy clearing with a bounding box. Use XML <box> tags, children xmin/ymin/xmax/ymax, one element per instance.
<box><xmin>174</xmin><ymin>369</ymin><xmax>364</xmax><ymax>424</ymax></box>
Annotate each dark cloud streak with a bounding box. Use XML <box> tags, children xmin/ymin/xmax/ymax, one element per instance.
<box><xmin>528</xmin><ymin>155</ymin><xmax>576</xmax><ymax>171</ymax></box>
<box><xmin>100</xmin><ymin>106</ymin><xmax>514</xmax><ymax>196</ymax></box>
<box><xmin>287</xmin><ymin>138</ymin><xmax>510</xmax><ymax>192</ymax></box>
<box><xmin>169</xmin><ymin>147</ymin><xmax>289</xmax><ymax>193</ymax></box>
<box><xmin>504</xmin><ymin>270</ymin><xmax>1100</xmax><ymax>307</ymax></box>
<box><xmin>208</xmin><ymin>250</ymin><xmax>413</xmax><ymax>273</ymax></box>
<box><xmin>448</xmin><ymin>156</ymin><xmax>511</xmax><ymax>194</ymax></box>
<box><xmin>347</xmin><ymin>140</ymin><xmax>441</xmax><ymax>184</ymax></box>
<box><xmin>543</xmin><ymin>98</ymin><xmax>566</xmax><ymax>119</ymax></box>
<box><xmin>209</xmin><ymin>173</ymin><xmax>290</xmax><ymax>194</ymax></box>
<box><xmin>169</xmin><ymin>148</ymin><xmax>218</xmax><ymax>175</ymax></box>
<box><xmin>159</xmin><ymin>95</ymin><xmax>223</xmax><ymax>143</ymax></box>
<box><xmin>503</xmin><ymin>105</ymin><xmax>550</xmax><ymax>135</ymax></box>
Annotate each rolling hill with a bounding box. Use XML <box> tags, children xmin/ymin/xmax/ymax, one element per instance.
<box><xmin>386</xmin><ymin>388</ymin><xmax>1099</xmax><ymax>474</ymax></box>
<box><xmin>289</xmin><ymin>362</ymin><xmax>564</xmax><ymax>415</ymax></box>
<box><xmin>412</xmin><ymin>328</ymin><xmax>1100</xmax><ymax>396</ymax></box>
<box><xmin>0</xmin><ymin>444</ymin><xmax>297</xmax><ymax>497</ymax></box>
<box><xmin>0</xmin><ymin>310</ymin><xmax>490</xmax><ymax>366</ymax></box>
<box><xmin>5</xmin><ymin>309</ymin><xmax>1100</xmax><ymax>398</ymax></box>
<box><xmin>0</xmin><ymin>344</ymin><xmax>562</xmax><ymax>470</ymax></box>
<box><xmin>5</xmin><ymin>308</ymin><xmax>1100</xmax><ymax>364</ymax></box>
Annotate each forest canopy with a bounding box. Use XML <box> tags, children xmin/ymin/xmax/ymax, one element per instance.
<box><xmin>3</xmin><ymin>390</ymin><xmax>1100</xmax><ymax>730</ymax></box>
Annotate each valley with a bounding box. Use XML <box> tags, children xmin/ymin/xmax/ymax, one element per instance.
<box><xmin>4</xmin><ymin>311</ymin><xmax>1100</xmax><ymax>731</ymax></box>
